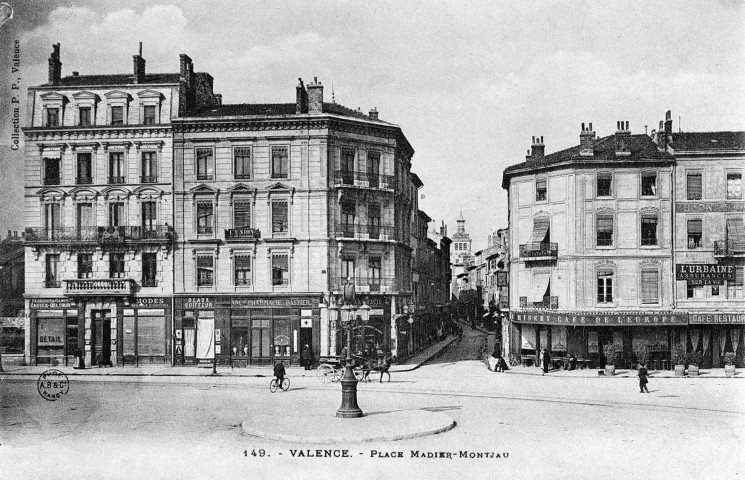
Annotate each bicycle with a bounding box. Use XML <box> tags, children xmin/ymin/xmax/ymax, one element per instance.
<box><xmin>269</xmin><ymin>377</ymin><xmax>290</xmax><ymax>392</ymax></box>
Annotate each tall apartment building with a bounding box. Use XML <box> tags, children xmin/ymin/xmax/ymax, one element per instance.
<box><xmin>503</xmin><ymin>126</ymin><xmax>679</xmax><ymax>367</ymax></box>
<box><xmin>669</xmin><ymin>126</ymin><xmax>744</xmax><ymax>367</ymax></box>
<box><xmin>23</xmin><ymin>44</ymin><xmax>218</xmax><ymax>367</ymax></box>
<box><xmin>171</xmin><ymin>78</ymin><xmax>418</xmax><ymax>366</ymax></box>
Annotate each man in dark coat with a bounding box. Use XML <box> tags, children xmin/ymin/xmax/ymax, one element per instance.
<box><xmin>542</xmin><ymin>349</ymin><xmax>551</xmax><ymax>373</ymax></box>
<box><xmin>301</xmin><ymin>344</ymin><xmax>313</xmax><ymax>370</ymax></box>
<box><xmin>638</xmin><ymin>363</ymin><xmax>650</xmax><ymax>393</ymax></box>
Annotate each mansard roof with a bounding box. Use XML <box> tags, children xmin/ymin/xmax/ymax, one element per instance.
<box><xmin>671</xmin><ymin>131</ymin><xmax>745</xmax><ymax>152</ymax></box>
<box><xmin>183</xmin><ymin>102</ymin><xmax>391</xmax><ymax>124</ymax></box>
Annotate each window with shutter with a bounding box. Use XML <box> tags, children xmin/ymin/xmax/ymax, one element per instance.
<box><xmin>197</xmin><ymin>254</ymin><xmax>214</xmax><ymax>286</ymax></box>
<box><xmin>234</xmin><ymin>201</ymin><xmax>251</xmax><ymax>228</ymax></box>
<box><xmin>641</xmin><ymin>216</ymin><xmax>658</xmax><ymax>246</ymax></box>
<box><xmin>234</xmin><ymin>147</ymin><xmax>251</xmax><ymax>179</ymax></box>
<box><xmin>687</xmin><ymin>219</ymin><xmax>702</xmax><ymax>249</ymax></box>
<box><xmin>272</xmin><ymin>201</ymin><xmax>289</xmax><ymax>237</ymax></box>
<box><xmin>196</xmin><ymin>148</ymin><xmax>214</xmax><ymax>180</ymax></box>
<box><xmin>597</xmin><ymin>173</ymin><xmax>612</xmax><ymax>197</ymax></box>
<box><xmin>727</xmin><ymin>266</ymin><xmax>743</xmax><ymax>299</ymax></box>
<box><xmin>687</xmin><ymin>172</ymin><xmax>702</xmax><ymax>200</ymax></box>
<box><xmin>727</xmin><ymin>173</ymin><xmax>742</xmax><ymax>200</ymax></box>
<box><xmin>234</xmin><ymin>255</ymin><xmax>251</xmax><ymax>285</ymax></box>
<box><xmin>536</xmin><ymin>177</ymin><xmax>547</xmax><ymax>201</ymax></box>
<box><xmin>641</xmin><ymin>269</ymin><xmax>659</xmax><ymax>304</ymax></box>
<box><xmin>197</xmin><ymin>202</ymin><xmax>213</xmax><ymax>234</ymax></box>
<box><xmin>596</xmin><ymin>215</ymin><xmax>613</xmax><ymax>247</ymax></box>
<box><xmin>272</xmin><ymin>254</ymin><xmax>289</xmax><ymax>286</ymax></box>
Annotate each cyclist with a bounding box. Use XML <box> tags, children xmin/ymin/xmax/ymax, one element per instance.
<box><xmin>273</xmin><ymin>361</ymin><xmax>286</xmax><ymax>389</ymax></box>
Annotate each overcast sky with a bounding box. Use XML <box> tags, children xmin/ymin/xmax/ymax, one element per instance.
<box><xmin>1</xmin><ymin>0</ymin><xmax>743</xmax><ymax>249</ymax></box>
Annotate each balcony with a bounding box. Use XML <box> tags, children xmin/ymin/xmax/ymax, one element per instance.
<box><xmin>335</xmin><ymin>223</ymin><xmax>396</xmax><ymax>241</ymax></box>
<box><xmin>141</xmin><ymin>279</ymin><xmax>158</xmax><ymax>288</ymax></box>
<box><xmin>43</xmin><ymin>176</ymin><xmax>60</xmax><ymax>186</ymax></box>
<box><xmin>44</xmin><ymin>278</ymin><xmax>62</xmax><ymax>288</ymax></box>
<box><xmin>332</xmin><ymin>276</ymin><xmax>397</xmax><ymax>293</ymax></box>
<box><xmin>225</xmin><ymin>228</ymin><xmax>261</xmax><ymax>242</ymax></box>
<box><xmin>25</xmin><ymin>226</ymin><xmax>174</xmax><ymax>247</ymax></box>
<box><xmin>140</xmin><ymin>175</ymin><xmax>158</xmax><ymax>183</ymax></box>
<box><xmin>714</xmin><ymin>240</ymin><xmax>745</xmax><ymax>258</ymax></box>
<box><xmin>519</xmin><ymin>296</ymin><xmax>559</xmax><ymax>310</ymax></box>
<box><xmin>64</xmin><ymin>278</ymin><xmax>136</xmax><ymax>296</ymax></box>
<box><xmin>519</xmin><ymin>242</ymin><xmax>558</xmax><ymax>261</ymax></box>
<box><xmin>76</xmin><ymin>176</ymin><xmax>93</xmax><ymax>185</ymax></box>
<box><xmin>333</xmin><ymin>170</ymin><xmax>395</xmax><ymax>190</ymax></box>
<box><xmin>108</xmin><ymin>176</ymin><xmax>126</xmax><ymax>184</ymax></box>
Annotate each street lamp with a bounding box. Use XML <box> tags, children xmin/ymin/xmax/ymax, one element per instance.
<box><xmin>336</xmin><ymin>279</ymin><xmax>370</xmax><ymax>418</ymax></box>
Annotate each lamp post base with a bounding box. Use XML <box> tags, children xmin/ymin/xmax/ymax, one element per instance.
<box><xmin>336</xmin><ymin>368</ymin><xmax>363</xmax><ymax>418</ymax></box>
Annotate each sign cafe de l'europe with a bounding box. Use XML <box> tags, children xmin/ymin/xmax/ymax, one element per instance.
<box><xmin>511</xmin><ymin>311</ymin><xmax>688</xmax><ymax>326</ymax></box>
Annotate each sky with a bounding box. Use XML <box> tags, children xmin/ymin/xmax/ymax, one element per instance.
<box><xmin>1</xmin><ymin>0</ymin><xmax>743</xmax><ymax>250</ymax></box>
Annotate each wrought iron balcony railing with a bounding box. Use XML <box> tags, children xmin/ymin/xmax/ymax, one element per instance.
<box><xmin>331</xmin><ymin>276</ymin><xmax>398</xmax><ymax>293</ymax></box>
<box><xmin>140</xmin><ymin>175</ymin><xmax>158</xmax><ymax>183</ymax></box>
<box><xmin>25</xmin><ymin>226</ymin><xmax>174</xmax><ymax>245</ymax></box>
<box><xmin>44</xmin><ymin>278</ymin><xmax>61</xmax><ymax>288</ymax></box>
<box><xmin>714</xmin><ymin>240</ymin><xmax>745</xmax><ymax>257</ymax></box>
<box><xmin>335</xmin><ymin>223</ymin><xmax>396</xmax><ymax>240</ymax></box>
<box><xmin>64</xmin><ymin>278</ymin><xmax>135</xmax><ymax>296</ymax></box>
<box><xmin>108</xmin><ymin>176</ymin><xmax>126</xmax><ymax>184</ymax></box>
<box><xmin>333</xmin><ymin>170</ymin><xmax>395</xmax><ymax>190</ymax></box>
<box><xmin>141</xmin><ymin>279</ymin><xmax>158</xmax><ymax>287</ymax></box>
<box><xmin>76</xmin><ymin>176</ymin><xmax>93</xmax><ymax>185</ymax></box>
<box><xmin>519</xmin><ymin>242</ymin><xmax>558</xmax><ymax>260</ymax></box>
<box><xmin>43</xmin><ymin>176</ymin><xmax>60</xmax><ymax>185</ymax></box>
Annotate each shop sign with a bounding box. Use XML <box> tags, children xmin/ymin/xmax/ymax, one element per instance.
<box><xmin>496</xmin><ymin>272</ymin><xmax>508</xmax><ymax>287</ymax></box>
<box><xmin>511</xmin><ymin>311</ymin><xmax>688</xmax><ymax>326</ymax></box>
<box><xmin>230</xmin><ymin>297</ymin><xmax>317</xmax><ymax>308</ymax></box>
<box><xmin>30</xmin><ymin>298</ymin><xmax>75</xmax><ymax>310</ymax></box>
<box><xmin>676</xmin><ymin>264</ymin><xmax>735</xmax><ymax>285</ymax></box>
<box><xmin>676</xmin><ymin>202</ymin><xmax>745</xmax><ymax>213</ymax></box>
<box><xmin>225</xmin><ymin>228</ymin><xmax>261</xmax><ymax>241</ymax></box>
<box><xmin>0</xmin><ymin>317</ymin><xmax>25</xmax><ymax>328</ymax></box>
<box><xmin>134</xmin><ymin>297</ymin><xmax>169</xmax><ymax>309</ymax></box>
<box><xmin>689</xmin><ymin>313</ymin><xmax>745</xmax><ymax>324</ymax></box>
<box><xmin>183</xmin><ymin>297</ymin><xmax>214</xmax><ymax>309</ymax></box>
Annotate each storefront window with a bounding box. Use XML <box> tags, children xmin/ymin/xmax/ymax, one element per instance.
<box><xmin>273</xmin><ymin>317</ymin><xmax>291</xmax><ymax>357</ymax></box>
<box><xmin>65</xmin><ymin>316</ymin><xmax>79</xmax><ymax>356</ymax></box>
<box><xmin>138</xmin><ymin>316</ymin><xmax>165</xmax><ymax>356</ymax></box>
<box><xmin>231</xmin><ymin>322</ymin><xmax>249</xmax><ymax>357</ymax></box>
<box><xmin>37</xmin><ymin>315</ymin><xmax>65</xmax><ymax>364</ymax></box>
<box><xmin>123</xmin><ymin>315</ymin><xmax>136</xmax><ymax>356</ymax></box>
<box><xmin>0</xmin><ymin>324</ymin><xmax>24</xmax><ymax>354</ymax></box>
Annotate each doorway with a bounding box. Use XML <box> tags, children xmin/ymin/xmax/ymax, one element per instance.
<box><xmin>91</xmin><ymin>310</ymin><xmax>112</xmax><ymax>367</ymax></box>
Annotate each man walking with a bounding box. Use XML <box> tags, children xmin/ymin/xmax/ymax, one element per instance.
<box><xmin>638</xmin><ymin>363</ymin><xmax>650</xmax><ymax>393</ymax></box>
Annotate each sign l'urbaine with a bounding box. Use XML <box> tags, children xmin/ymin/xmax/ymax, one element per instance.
<box><xmin>675</xmin><ymin>264</ymin><xmax>735</xmax><ymax>285</ymax></box>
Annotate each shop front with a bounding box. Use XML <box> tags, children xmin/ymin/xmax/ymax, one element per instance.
<box><xmin>0</xmin><ymin>316</ymin><xmax>26</xmax><ymax>366</ymax></box>
<box><xmin>28</xmin><ymin>298</ymin><xmax>81</xmax><ymax>367</ymax></box>
<box><xmin>174</xmin><ymin>295</ymin><xmax>321</xmax><ymax>367</ymax></box>
<box><xmin>688</xmin><ymin>313</ymin><xmax>745</xmax><ymax>368</ymax></box>
<box><xmin>331</xmin><ymin>295</ymin><xmax>392</xmax><ymax>358</ymax></box>
<box><xmin>120</xmin><ymin>297</ymin><xmax>171</xmax><ymax>366</ymax></box>
<box><xmin>511</xmin><ymin>310</ymin><xmax>688</xmax><ymax>368</ymax></box>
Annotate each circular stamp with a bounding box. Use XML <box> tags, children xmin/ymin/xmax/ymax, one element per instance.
<box><xmin>37</xmin><ymin>369</ymin><xmax>70</xmax><ymax>401</ymax></box>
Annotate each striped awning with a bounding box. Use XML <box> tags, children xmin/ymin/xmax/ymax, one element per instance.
<box><xmin>528</xmin><ymin>273</ymin><xmax>551</xmax><ymax>302</ymax></box>
<box><xmin>529</xmin><ymin>217</ymin><xmax>550</xmax><ymax>243</ymax></box>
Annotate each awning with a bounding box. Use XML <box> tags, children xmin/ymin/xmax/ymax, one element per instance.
<box><xmin>528</xmin><ymin>273</ymin><xmax>550</xmax><ymax>302</ymax></box>
<box><xmin>529</xmin><ymin>217</ymin><xmax>550</xmax><ymax>244</ymax></box>
<box><xmin>726</xmin><ymin>218</ymin><xmax>745</xmax><ymax>250</ymax></box>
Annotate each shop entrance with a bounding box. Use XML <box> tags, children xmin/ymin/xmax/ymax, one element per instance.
<box><xmin>299</xmin><ymin>327</ymin><xmax>313</xmax><ymax>356</ymax></box>
<box><xmin>91</xmin><ymin>310</ymin><xmax>112</xmax><ymax>367</ymax></box>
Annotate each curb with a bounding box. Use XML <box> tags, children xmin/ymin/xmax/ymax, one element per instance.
<box><xmin>390</xmin><ymin>336</ymin><xmax>460</xmax><ymax>373</ymax></box>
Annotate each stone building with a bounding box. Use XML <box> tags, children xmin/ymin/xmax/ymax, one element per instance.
<box><xmin>171</xmin><ymin>78</ymin><xmax>419</xmax><ymax>366</ymax></box>
<box><xmin>0</xmin><ymin>231</ymin><xmax>25</xmax><ymax>366</ymax></box>
<box><xmin>502</xmin><ymin>126</ymin><xmax>678</xmax><ymax>368</ymax></box>
<box><xmin>668</xmin><ymin>125</ymin><xmax>745</xmax><ymax>367</ymax></box>
<box><xmin>22</xmin><ymin>44</ymin><xmax>218</xmax><ymax>366</ymax></box>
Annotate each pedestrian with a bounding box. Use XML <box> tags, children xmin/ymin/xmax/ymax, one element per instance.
<box><xmin>638</xmin><ymin>363</ymin><xmax>650</xmax><ymax>393</ymax></box>
<box><xmin>568</xmin><ymin>353</ymin><xmax>577</xmax><ymax>371</ymax></box>
<box><xmin>542</xmin><ymin>348</ymin><xmax>551</xmax><ymax>374</ymax></box>
<box><xmin>301</xmin><ymin>344</ymin><xmax>312</xmax><ymax>370</ymax></box>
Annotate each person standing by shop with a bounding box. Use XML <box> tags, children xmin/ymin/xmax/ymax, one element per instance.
<box><xmin>638</xmin><ymin>363</ymin><xmax>650</xmax><ymax>393</ymax></box>
<box><xmin>301</xmin><ymin>344</ymin><xmax>313</xmax><ymax>371</ymax></box>
<box><xmin>542</xmin><ymin>348</ymin><xmax>551</xmax><ymax>374</ymax></box>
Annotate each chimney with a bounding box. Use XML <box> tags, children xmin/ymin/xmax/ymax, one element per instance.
<box><xmin>531</xmin><ymin>135</ymin><xmax>545</xmax><ymax>160</ymax></box>
<box><xmin>72</xmin><ymin>71</ymin><xmax>79</xmax><ymax>76</ymax></box>
<box><xmin>215</xmin><ymin>94</ymin><xmax>222</xmax><ymax>105</ymax></box>
<box><xmin>664</xmin><ymin>110</ymin><xmax>673</xmax><ymax>134</ymax></box>
<box><xmin>580</xmin><ymin>122</ymin><xmax>595</xmax><ymax>157</ymax></box>
<box><xmin>178</xmin><ymin>54</ymin><xmax>194</xmax><ymax>115</ymax></box>
<box><xmin>369</xmin><ymin>108</ymin><xmax>379</xmax><ymax>121</ymax></box>
<box><xmin>133</xmin><ymin>42</ymin><xmax>146</xmax><ymax>84</ymax></box>
<box><xmin>614</xmin><ymin>120</ymin><xmax>631</xmax><ymax>156</ymax></box>
<box><xmin>307</xmin><ymin>77</ymin><xmax>324</xmax><ymax>114</ymax></box>
<box><xmin>295</xmin><ymin>78</ymin><xmax>308</xmax><ymax>114</ymax></box>
<box><xmin>6</xmin><ymin>230</ymin><xmax>10</xmax><ymax>239</ymax></box>
<box><xmin>48</xmin><ymin>43</ymin><xmax>62</xmax><ymax>85</ymax></box>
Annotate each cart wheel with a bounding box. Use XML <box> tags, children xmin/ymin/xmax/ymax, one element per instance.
<box><xmin>331</xmin><ymin>368</ymin><xmax>342</xmax><ymax>382</ymax></box>
<box><xmin>317</xmin><ymin>364</ymin><xmax>334</xmax><ymax>383</ymax></box>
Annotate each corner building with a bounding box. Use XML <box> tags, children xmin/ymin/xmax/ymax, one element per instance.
<box><xmin>172</xmin><ymin>79</ymin><xmax>416</xmax><ymax>366</ymax></box>
<box><xmin>23</xmin><ymin>45</ymin><xmax>219</xmax><ymax>366</ymax></box>
<box><xmin>503</xmin><ymin>125</ymin><xmax>678</xmax><ymax>368</ymax></box>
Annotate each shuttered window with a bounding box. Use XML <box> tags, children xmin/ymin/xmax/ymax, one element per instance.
<box><xmin>536</xmin><ymin>177</ymin><xmax>547</xmax><ymax>201</ymax></box>
<box><xmin>641</xmin><ymin>216</ymin><xmax>658</xmax><ymax>246</ymax></box>
<box><xmin>727</xmin><ymin>173</ymin><xmax>742</xmax><ymax>200</ymax></box>
<box><xmin>597</xmin><ymin>173</ymin><xmax>612</xmax><ymax>197</ymax></box>
<box><xmin>234</xmin><ymin>255</ymin><xmax>251</xmax><ymax>285</ymax></box>
<box><xmin>197</xmin><ymin>254</ymin><xmax>214</xmax><ymax>286</ymax></box>
<box><xmin>596</xmin><ymin>215</ymin><xmax>613</xmax><ymax>247</ymax></box>
<box><xmin>687</xmin><ymin>219</ymin><xmax>702</xmax><ymax>249</ymax></box>
<box><xmin>727</xmin><ymin>266</ymin><xmax>743</xmax><ymax>299</ymax></box>
<box><xmin>641</xmin><ymin>269</ymin><xmax>659</xmax><ymax>304</ymax></box>
<box><xmin>687</xmin><ymin>172</ymin><xmax>702</xmax><ymax>200</ymax></box>
<box><xmin>234</xmin><ymin>201</ymin><xmax>251</xmax><ymax>228</ymax></box>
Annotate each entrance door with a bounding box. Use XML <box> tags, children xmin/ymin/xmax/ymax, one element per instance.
<box><xmin>196</xmin><ymin>316</ymin><xmax>215</xmax><ymax>362</ymax></box>
<box><xmin>91</xmin><ymin>310</ymin><xmax>112</xmax><ymax>367</ymax></box>
<box><xmin>251</xmin><ymin>318</ymin><xmax>270</xmax><ymax>365</ymax></box>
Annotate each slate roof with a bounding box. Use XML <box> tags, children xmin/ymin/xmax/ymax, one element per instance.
<box><xmin>184</xmin><ymin>102</ymin><xmax>388</xmax><ymax>123</ymax></box>
<box><xmin>671</xmin><ymin>131</ymin><xmax>745</xmax><ymax>151</ymax></box>
<box><xmin>42</xmin><ymin>73</ymin><xmax>182</xmax><ymax>87</ymax></box>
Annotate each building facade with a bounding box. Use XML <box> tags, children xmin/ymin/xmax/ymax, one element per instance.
<box><xmin>172</xmin><ymin>78</ymin><xmax>419</xmax><ymax>366</ymax></box>
<box><xmin>22</xmin><ymin>44</ymin><xmax>217</xmax><ymax>367</ymax></box>
<box><xmin>1</xmin><ymin>231</ymin><xmax>26</xmax><ymax>366</ymax></box>
<box><xmin>503</xmin><ymin>126</ymin><xmax>678</xmax><ymax>368</ymax></box>
<box><xmin>670</xmin><ymin>128</ymin><xmax>745</xmax><ymax>367</ymax></box>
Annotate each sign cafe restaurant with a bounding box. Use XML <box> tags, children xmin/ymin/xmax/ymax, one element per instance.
<box><xmin>511</xmin><ymin>264</ymin><xmax>743</xmax><ymax>369</ymax></box>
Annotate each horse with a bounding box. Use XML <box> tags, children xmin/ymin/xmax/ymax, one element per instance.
<box><xmin>362</xmin><ymin>354</ymin><xmax>397</xmax><ymax>383</ymax></box>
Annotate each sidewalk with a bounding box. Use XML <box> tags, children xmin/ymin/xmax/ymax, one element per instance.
<box><xmin>498</xmin><ymin>364</ymin><xmax>741</xmax><ymax>379</ymax></box>
<box><xmin>0</xmin><ymin>335</ymin><xmax>458</xmax><ymax>379</ymax></box>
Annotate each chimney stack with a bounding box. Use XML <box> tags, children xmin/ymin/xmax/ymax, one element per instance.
<box><xmin>664</xmin><ymin>110</ymin><xmax>673</xmax><ymax>134</ymax></box>
<box><xmin>133</xmin><ymin>42</ymin><xmax>146</xmax><ymax>84</ymax></box>
<box><xmin>615</xmin><ymin>120</ymin><xmax>631</xmax><ymax>156</ymax></box>
<box><xmin>580</xmin><ymin>122</ymin><xmax>595</xmax><ymax>157</ymax></box>
<box><xmin>215</xmin><ymin>94</ymin><xmax>222</xmax><ymax>106</ymax></box>
<box><xmin>48</xmin><ymin>43</ymin><xmax>62</xmax><ymax>85</ymax></box>
<box><xmin>295</xmin><ymin>78</ymin><xmax>308</xmax><ymax>114</ymax></box>
<box><xmin>531</xmin><ymin>135</ymin><xmax>545</xmax><ymax>160</ymax></box>
<box><xmin>369</xmin><ymin>108</ymin><xmax>379</xmax><ymax>121</ymax></box>
<box><xmin>307</xmin><ymin>77</ymin><xmax>324</xmax><ymax>114</ymax></box>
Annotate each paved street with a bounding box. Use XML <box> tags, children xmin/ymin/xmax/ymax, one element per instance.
<box><xmin>2</xmin><ymin>324</ymin><xmax>743</xmax><ymax>479</ymax></box>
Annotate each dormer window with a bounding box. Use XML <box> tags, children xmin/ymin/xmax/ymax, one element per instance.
<box><xmin>79</xmin><ymin>107</ymin><xmax>91</xmax><ymax>126</ymax></box>
<box><xmin>47</xmin><ymin>108</ymin><xmax>60</xmax><ymax>127</ymax></box>
<box><xmin>143</xmin><ymin>105</ymin><xmax>156</xmax><ymax>125</ymax></box>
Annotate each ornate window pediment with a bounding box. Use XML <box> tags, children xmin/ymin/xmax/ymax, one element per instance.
<box><xmin>104</xmin><ymin>90</ymin><xmax>131</xmax><ymax>101</ymax></box>
<box><xmin>190</xmin><ymin>183</ymin><xmax>219</xmax><ymax>196</ymax></box>
<box><xmin>40</xmin><ymin>92</ymin><xmax>67</xmax><ymax>103</ymax></box>
<box><xmin>70</xmin><ymin>187</ymin><xmax>98</xmax><ymax>201</ymax></box>
<box><xmin>133</xmin><ymin>185</ymin><xmax>164</xmax><ymax>199</ymax></box>
<box><xmin>267</xmin><ymin>182</ymin><xmax>293</xmax><ymax>192</ymax></box>
<box><xmin>37</xmin><ymin>187</ymin><xmax>66</xmax><ymax>201</ymax></box>
<box><xmin>136</xmin><ymin>89</ymin><xmax>164</xmax><ymax>100</ymax></box>
<box><xmin>101</xmin><ymin>186</ymin><xmax>130</xmax><ymax>200</ymax></box>
<box><xmin>72</xmin><ymin>91</ymin><xmax>100</xmax><ymax>101</ymax></box>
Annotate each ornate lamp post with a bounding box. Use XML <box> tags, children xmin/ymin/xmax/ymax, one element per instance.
<box><xmin>336</xmin><ymin>279</ymin><xmax>370</xmax><ymax>418</ymax></box>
